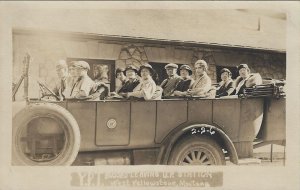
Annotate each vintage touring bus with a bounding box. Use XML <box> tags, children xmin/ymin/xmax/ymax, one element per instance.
<box><xmin>12</xmin><ymin>56</ymin><xmax>286</xmax><ymax>166</ymax></box>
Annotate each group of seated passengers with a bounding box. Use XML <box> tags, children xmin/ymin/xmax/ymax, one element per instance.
<box><xmin>112</xmin><ymin>60</ymin><xmax>262</xmax><ymax>100</ymax></box>
<box><xmin>48</xmin><ymin>59</ymin><xmax>262</xmax><ymax>101</ymax></box>
<box><xmin>216</xmin><ymin>63</ymin><xmax>262</xmax><ymax>97</ymax></box>
<box><xmin>111</xmin><ymin>64</ymin><xmax>162</xmax><ymax>100</ymax></box>
<box><xmin>49</xmin><ymin>60</ymin><xmax>108</xmax><ymax>101</ymax></box>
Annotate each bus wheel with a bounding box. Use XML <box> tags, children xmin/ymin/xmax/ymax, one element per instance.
<box><xmin>168</xmin><ymin>136</ymin><xmax>225</xmax><ymax>165</ymax></box>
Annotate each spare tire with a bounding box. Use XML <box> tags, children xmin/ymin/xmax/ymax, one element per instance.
<box><xmin>12</xmin><ymin>103</ymin><xmax>80</xmax><ymax>166</ymax></box>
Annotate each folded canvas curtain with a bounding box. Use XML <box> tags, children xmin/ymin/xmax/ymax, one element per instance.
<box><xmin>242</xmin><ymin>79</ymin><xmax>286</xmax><ymax>99</ymax></box>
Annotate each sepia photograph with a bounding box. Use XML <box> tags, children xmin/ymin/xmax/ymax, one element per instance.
<box><xmin>1</xmin><ymin>1</ymin><xmax>300</xmax><ymax>189</ymax></box>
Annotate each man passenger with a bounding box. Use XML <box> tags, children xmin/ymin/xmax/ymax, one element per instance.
<box><xmin>52</xmin><ymin>60</ymin><xmax>73</xmax><ymax>101</ymax></box>
<box><xmin>234</xmin><ymin>64</ymin><xmax>262</xmax><ymax>95</ymax></box>
<box><xmin>118</xmin><ymin>65</ymin><xmax>140</xmax><ymax>96</ymax></box>
<box><xmin>160</xmin><ymin>63</ymin><xmax>181</xmax><ymax>97</ymax></box>
<box><xmin>69</xmin><ymin>61</ymin><xmax>96</xmax><ymax>99</ymax></box>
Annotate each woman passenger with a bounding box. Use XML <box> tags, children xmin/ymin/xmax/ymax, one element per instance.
<box><xmin>127</xmin><ymin>63</ymin><xmax>158</xmax><ymax>100</ymax></box>
<box><xmin>173</xmin><ymin>64</ymin><xmax>194</xmax><ymax>97</ymax></box>
<box><xmin>115</xmin><ymin>68</ymin><xmax>126</xmax><ymax>93</ymax></box>
<box><xmin>187</xmin><ymin>60</ymin><xmax>211</xmax><ymax>97</ymax></box>
<box><xmin>216</xmin><ymin>68</ymin><xmax>235</xmax><ymax>97</ymax></box>
<box><xmin>234</xmin><ymin>64</ymin><xmax>262</xmax><ymax>95</ymax></box>
<box><xmin>90</xmin><ymin>65</ymin><xmax>110</xmax><ymax>100</ymax></box>
<box><xmin>94</xmin><ymin>65</ymin><xmax>109</xmax><ymax>84</ymax></box>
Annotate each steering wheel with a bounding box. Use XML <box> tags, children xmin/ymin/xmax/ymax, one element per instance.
<box><xmin>37</xmin><ymin>81</ymin><xmax>60</xmax><ymax>100</ymax></box>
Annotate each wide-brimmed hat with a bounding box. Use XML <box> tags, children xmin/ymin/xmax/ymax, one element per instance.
<box><xmin>237</xmin><ymin>64</ymin><xmax>249</xmax><ymax>71</ymax></box>
<box><xmin>164</xmin><ymin>63</ymin><xmax>178</xmax><ymax>70</ymax></box>
<box><xmin>124</xmin><ymin>65</ymin><xmax>138</xmax><ymax>75</ymax></box>
<box><xmin>220</xmin><ymin>68</ymin><xmax>232</xmax><ymax>76</ymax></box>
<box><xmin>179</xmin><ymin>64</ymin><xmax>192</xmax><ymax>75</ymax></box>
<box><xmin>138</xmin><ymin>63</ymin><xmax>155</xmax><ymax>76</ymax></box>
<box><xmin>71</xmin><ymin>61</ymin><xmax>90</xmax><ymax>71</ymax></box>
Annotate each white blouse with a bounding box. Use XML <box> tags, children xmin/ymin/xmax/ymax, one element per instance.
<box><xmin>128</xmin><ymin>77</ymin><xmax>157</xmax><ymax>100</ymax></box>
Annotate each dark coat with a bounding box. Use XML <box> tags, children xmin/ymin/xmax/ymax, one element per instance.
<box><xmin>174</xmin><ymin>79</ymin><xmax>192</xmax><ymax>92</ymax></box>
<box><xmin>216</xmin><ymin>80</ymin><xmax>234</xmax><ymax>97</ymax></box>
<box><xmin>161</xmin><ymin>75</ymin><xmax>181</xmax><ymax>96</ymax></box>
<box><xmin>118</xmin><ymin>79</ymin><xmax>140</xmax><ymax>93</ymax></box>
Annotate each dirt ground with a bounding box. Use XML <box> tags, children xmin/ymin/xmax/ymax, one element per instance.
<box><xmin>225</xmin><ymin>144</ymin><xmax>285</xmax><ymax>166</ymax></box>
<box><xmin>253</xmin><ymin>144</ymin><xmax>285</xmax><ymax>166</ymax></box>
<box><xmin>244</xmin><ymin>144</ymin><xmax>285</xmax><ymax>166</ymax></box>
